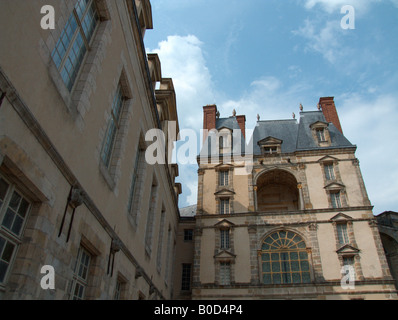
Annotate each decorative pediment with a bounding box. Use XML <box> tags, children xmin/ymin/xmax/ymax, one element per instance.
<box><xmin>318</xmin><ymin>155</ymin><xmax>338</xmax><ymax>163</ymax></box>
<box><xmin>214</xmin><ymin>188</ymin><xmax>235</xmax><ymax>196</ymax></box>
<box><xmin>214</xmin><ymin>163</ymin><xmax>234</xmax><ymax>171</ymax></box>
<box><xmin>324</xmin><ymin>182</ymin><xmax>345</xmax><ymax>190</ymax></box>
<box><xmin>336</xmin><ymin>244</ymin><xmax>360</xmax><ymax>255</ymax></box>
<box><xmin>330</xmin><ymin>212</ymin><xmax>353</xmax><ymax>222</ymax></box>
<box><xmin>215</xmin><ymin>219</ymin><xmax>235</xmax><ymax>229</ymax></box>
<box><xmin>214</xmin><ymin>250</ymin><xmax>236</xmax><ymax>262</ymax></box>
<box><xmin>257</xmin><ymin>136</ymin><xmax>283</xmax><ymax>146</ymax></box>
<box><xmin>309</xmin><ymin>121</ymin><xmax>329</xmax><ymax>129</ymax></box>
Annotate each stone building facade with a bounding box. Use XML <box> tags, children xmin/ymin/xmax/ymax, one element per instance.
<box><xmin>185</xmin><ymin>98</ymin><xmax>397</xmax><ymax>300</ymax></box>
<box><xmin>0</xmin><ymin>0</ymin><xmax>182</xmax><ymax>300</ymax></box>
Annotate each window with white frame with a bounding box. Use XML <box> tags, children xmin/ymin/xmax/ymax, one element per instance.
<box><xmin>330</xmin><ymin>191</ymin><xmax>342</xmax><ymax>209</ymax></box>
<box><xmin>337</xmin><ymin>223</ymin><xmax>349</xmax><ymax>245</ymax></box>
<box><xmin>219</xmin><ymin>170</ymin><xmax>229</xmax><ymax>186</ymax></box>
<box><xmin>220</xmin><ymin>229</ymin><xmax>230</xmax><ymax>249</ymax></box>
<box><xmin>316</xmin><ymin>128</ymin><xmax>326</xmax><ymax>142</ymax></box>
<box><xmin>0</xmin><ymin>175</ymin><xmax>31</xmax><ymax>284</ymax></box>
<box><xmin>342</xmin><ymin>256</ymin><xmax>356</xmax><ymax>282</ymax></box>
<box><xmin>101</xmin><ymin>83</ymin><xmax>126</xmax><ymax>169</ymax></box>
<box><xmin>219</xmin><ymin>262</ymin><xmax>231</xmax><ymax>285</ymax></box>
<box><xmin>70</xmin><ymin>246</ymin><xmax>91</xmax><ymax>300</ymax></box>
<box><xmin>324</xmin><ymin>163</ymin><xmax>335</xmax><ymax>180</ymax></box>
<box><xmin>51</xmin><ymin>0</ymin><xmax>99</xmax><ymax>91</ymax></box>
<box><xmin>219</xmin><ymin>198</ymin><xmax>230</xmax><ymax>215</ymax></box>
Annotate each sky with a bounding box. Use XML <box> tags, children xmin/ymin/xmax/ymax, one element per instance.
<box><xmin>144</xmin><ymin>0</ymin><xmax>398</xmax><ymax>215</ymax></box>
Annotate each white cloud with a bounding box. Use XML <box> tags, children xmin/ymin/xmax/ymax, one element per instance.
<box><xmin>339</xmin><ymin>94</ymin><xmax>398</xmax><ymax>214</ymax></box>
<box><xmin>303</xmin><ymin>0</ymin><xmax>383</xmax><ymax>13</ymax></box>
<box><xmin>293</xmin><ymin>19</ymin><xmax>348</xmax><ymax>64</ymax></box>
<box><xmin>149</xmin><ymin>35</ymin><xmax>217</xmax><ymax>131</ymax></box>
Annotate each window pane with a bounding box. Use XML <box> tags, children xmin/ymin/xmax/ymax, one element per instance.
<box><xmin>2</xmin><ymin>242</ymin><xmax>15</xmax><ymax>263</ymax></box>
<box><xmin>0</xmin><ymin>261</ymin><xmax>8</xmax><ymax>283</ymax></box>
<box><xmin>263</xmin><ymin>273</ymin><xmax>272</xmax><ymax>284</ymax></box>
<box><xmin>0</xmin><ymin>178</ymin><xmax>9</xmax><ymax>203</ymax></box>
<box><xmin>2</xmin><ymin>209</ymin><xmax>14</xmax><ymax>230</ymax></box>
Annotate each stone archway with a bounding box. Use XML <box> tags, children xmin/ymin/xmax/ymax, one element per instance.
<box><xmin>256</xmin><ymin>169</ymin><xmax>299</xmax><ymax>212</ymax></box>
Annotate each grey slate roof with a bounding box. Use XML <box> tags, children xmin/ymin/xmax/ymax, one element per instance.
<box><xmin>179</xmin><ymin>204</ymin><xmax>197</xmax><ymax>217</ymax></box>
<box><xmin>201</xmin><ymin>111</ymin><xmax>355</xmax><ymax>156</ymax></box>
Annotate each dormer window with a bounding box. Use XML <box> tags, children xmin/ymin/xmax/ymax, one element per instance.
<box><xmin>258</xmin><ymin>137</ymin><xmax>282</xmax><ymax>156</ymax></box>
<box><xmin>316</xmin><ymin>128</ymin><xmax>326</xmax><ymax>142</ymax></box>
<box><xmin>310</xmin><ymin>121</ymin><xmax>331</xmax><ymax>147</ymax></box>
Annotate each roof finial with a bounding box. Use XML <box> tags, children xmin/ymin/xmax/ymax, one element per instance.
<box><xmin>257</xmin><ymin>114</ymin><xmax>260</xmax><ymax>121</ymax></box>
<box><xmin>232</xmin><ymin>109</ymin><xmax>236</xmax><ymax>117</ymax></box>
<box><xmin>292</xmin><ymin>112</ymin><xmax>296</xmax><ymax>119</ymax></box>
<box><xmin>317</xmin><ymin>103</ymin><xmax>321</xmax><ymax>110</ymax></box>
<box><xmin>299</xmin><ymin>103</ymin><xmax>303</xmax><ymax>111</ymax></box>
<box><xmin>216</xmin><ymin>110</ymin><xmax>220</xmax><ymax>119</ymax></box>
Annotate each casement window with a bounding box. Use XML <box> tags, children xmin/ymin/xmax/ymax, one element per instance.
<box><xmin>342</xmin><ymin>256</ymin><xmax>356</xmax><ymax>282</ymax></box>
<box><xmin>184</xmin><ymin>229</ymin><xmax>193</xmax><ymax>242</ymax></box>
<box><xmin>316</xmin><ymin>128</ymin><xmax>326</xmax><ymax>142</ymax></box>
<box><xmin>70</xmin><ymin>246</ymin><xmax>92</xmax><ymax>300</ymax></box>
<box><xmin>220</xmin><ymin>229</ymin><xmax>230</xmax><ymax>249</ymax></box>
<box><xmin>51</xmin><ymin>0</ymin><xmax>99</xmax><ymax>91</ymax></box>
<box><xmin>219</xmin><ymin>170</ymin><xmax>229</xmax><ymax>186</ymax></box>
<box><xmin>331</xmin><ymin>191</ymin><xmax>342</xmax><ymax>209</ymax></box>
<box><xmin>145</xmin><ymin>178</ymin><xmax>158</xmax><ymax>254</ymax></box>
<box><xmin>0</xmin><ymin>176</ymin><xmax>31</xmax><ymax>284</ymax></box>
<box><xmin>220</xmin><ymin>198</ymin><xmax>230</xmax><ymax>215</ymax></box>
<box><xmin>101</xmin><ymin>84</ymin><xmax>126</xmax><ymax>168</ymax></box>
<box><xmin>263</xmin><ymin>146</ymin><xmax>278</xmax><ymax>155</ymax></box>
<box><xmin>337</xmin><ymin>223</ymin><xmax>349</xmax><ymax>245</ymax></box>
<box><xmin>324</xmin><ymin>164</ymin><xmax>335</xmax><ymax>180</ymax></box>
<box><xmin>219</xmin><ymin>262</ymin><xmax>231</xmax><ymax>285</ymax></box>
<box><xmin>181</xmin><ymin>264</ymin><xmax>192</xmax><ymax>291</ymax></box>
<box><xmin>127</xmin><ymin>146</ymin><xmax>145</xmax><ymax>213</ymax></box>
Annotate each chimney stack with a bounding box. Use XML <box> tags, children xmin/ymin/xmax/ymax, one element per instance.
<box><xmin>203</xmin><ymin>104</ymin><xmax>217</xmax><ymax>140</ymax></box>
<box><xmin>236</xmin><ymin>115</ymin><xmax>246</xmax><ymax>139</ymax></box>
<box><xmin>319</xmin><ymin>97</ymin><xmax>343</xmax><ymax>134</ymax></box>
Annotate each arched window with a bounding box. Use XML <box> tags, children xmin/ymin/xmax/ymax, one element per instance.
<box><xmin>260</xmin><ymin>231</ymin><xmax>311</xmax><ymax>284</ymax></box>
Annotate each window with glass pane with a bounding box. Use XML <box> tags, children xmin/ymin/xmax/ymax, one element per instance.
<box><xmin>261</xmin><ymin>231</ymin><xmax>311</xmax><ymax>285</ymax></box>
<box><xmin>337</xmin><ymin>223</ymin><xmax>349</xmax><ymax>245</ymax></box>
<box><xmin>71</xmin><ymin>247</ymin><xmax>91</xmax><ymax>300</ymax></box>
<box><xmin>220</xmin><ymin>230</ymin><xmax>230</xmax><ymax>249</ymax></box>
<box><xmin>220</xmin><ymin>198</ymin><xmax>230</xmax><ymax>214</ymax></box>
<box><xmin>127</xmin><ymin>147</ymin><xmax>145</xmax><ymax>213</ymax></box>
<box><xmin>181</xmin><ymin>264</ymin><xmax>192</xmax><ymax>291</ymax></box>
<box><xmin>219</xmin><ymin>170</ymin><xmax>229</xmax><ymax>186</ymax></box>
<box><xmin>220</xmin><ymin>262</ymin><xmax>231</xmax><ymax>285</ymax></box>
<box><xmin>316</xmin><ymin>128</ymin><xmax>326</xmax><ymax>142</ymax></box>
<box><xmin>0</xmin><ymin>235</ymin><xmax>16</xmax><ymax>283</ymax></box>
<box><xmin>0</xmin><ymin>178</ymin><xmax>10</xmax><ymax>212</ymax></box>
<box><xmin>51</xmin><ymin>0</ymin><xmax>99</xmax><ymax>91</ymax></box>
<box><xmin>324</xmin><ymin>164</ymin><xmax>335</xmax><ymax>180</ymax></box>
<box><xmin>342</xmin><ymin>256</ymin><xmax>355</xmax><ymax>282</ymax></box>
<box><xmin>331</xmin><ymin>192</ymin><xmax>342</xmax><ymax>208</ymax></box>
<box><xmin>101</xmin><ymin>84</ymin><xmax>125</xmax><ymax>168</ymax></box>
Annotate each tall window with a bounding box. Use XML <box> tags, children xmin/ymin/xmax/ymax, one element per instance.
<box><xmin>181</xmin><ymin>264</ymin><xmax>192</xmax><ymax>291</ymax></box>
<box><xmin>260</xmin><ymin>231</ymin><xmax>311</xmax><ymax>285</ymax></box>
<box><xmin>220</xmin><ymin>198</ymin><xmax>230</xmax><ymax>215</ymax></box>
<box><xmin>219</xmin><ymin>170</ymin><xmax>229</xmax><ymax>186</ymax></box>
<box><xmin>0</xmin><ymin>175</ymin><xmax>31</xmax><ymax>284</ymax></box>
<box><xmin>337</xmin><ymin>223</ymin><xmax>349</xmax><ymax>245</ymax></box>
<box><xmin>331</xmin><ymin>191</ymin><xmax>342</xmax><ymax>208</ymax></box>
<box><xmin>70</xmin><ymin>246</ymin><xmax>91</xmax><ymax>300</ymax></box>
<box><xmin>219</xmin><ymin>262</ymin><xmax>231</xmax><ymax>285</ymax></box>
<box><xmin>101</xmin><ymin>84</ymin><xmax>126</xmax><ymax>168</ymax></box>
<box><xmin>127</xmin><ymin>146</ymin><xmax>145</xmax><ymax>213</ymax></box>
<box><xmin>145</xmin><ymin>178</ymin><xmax>158</xmax><ymax>254</ymax></box>
<box><xmin>342</xmin><ymin>256</ymin><xmax>356</xmax><ymax>282</ymax></box>
<box><xmin>316</xmin><ymin>128</ymin><xmax>326</xmax><ymax>142</ymax></box>
<box><xmin>324</xmin><ymin>164</ymin><xmax>335</xmax><ymax>180</ymax></box>
<box><xmin>51</xmin><ymin>0</ymin><xmax>99</xmax><ymax>91</ymax></box>
<box><xmin>220</xmin><ymin>230</ymin><xmax>230</xmax><ymax>249</ymax></box>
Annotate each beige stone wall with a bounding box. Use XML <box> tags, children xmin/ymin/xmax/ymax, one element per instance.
<box><xmin>0</xmin><ymin>0</ymin><xmax>180</xmax><ymax>300</ymax></box>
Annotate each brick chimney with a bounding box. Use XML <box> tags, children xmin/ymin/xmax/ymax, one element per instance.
<box><xmin>203</xmin><ymin>104</ymin><xmax>217</xmax><ymax>140</ymax></box>
<box><xmin>319</xmin><ymin>97</ymin><xmax>343</xmax><ymax>134</ymax></box>
<box><xmin>236</xmin><ymin>115</ymin><xmax>246</xmax><ymax>139</ymax></box>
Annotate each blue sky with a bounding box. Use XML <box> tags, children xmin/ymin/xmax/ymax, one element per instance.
<box><xmin>144</xmin><ymin>0</ymin><xmax>398</xmax><ymax>215</ymax></box>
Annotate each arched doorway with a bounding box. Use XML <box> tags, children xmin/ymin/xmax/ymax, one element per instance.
<box><xmin>256</xmin><ymin>169</ymin><xmax>299</xmax><ymax>212</ymax></box>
